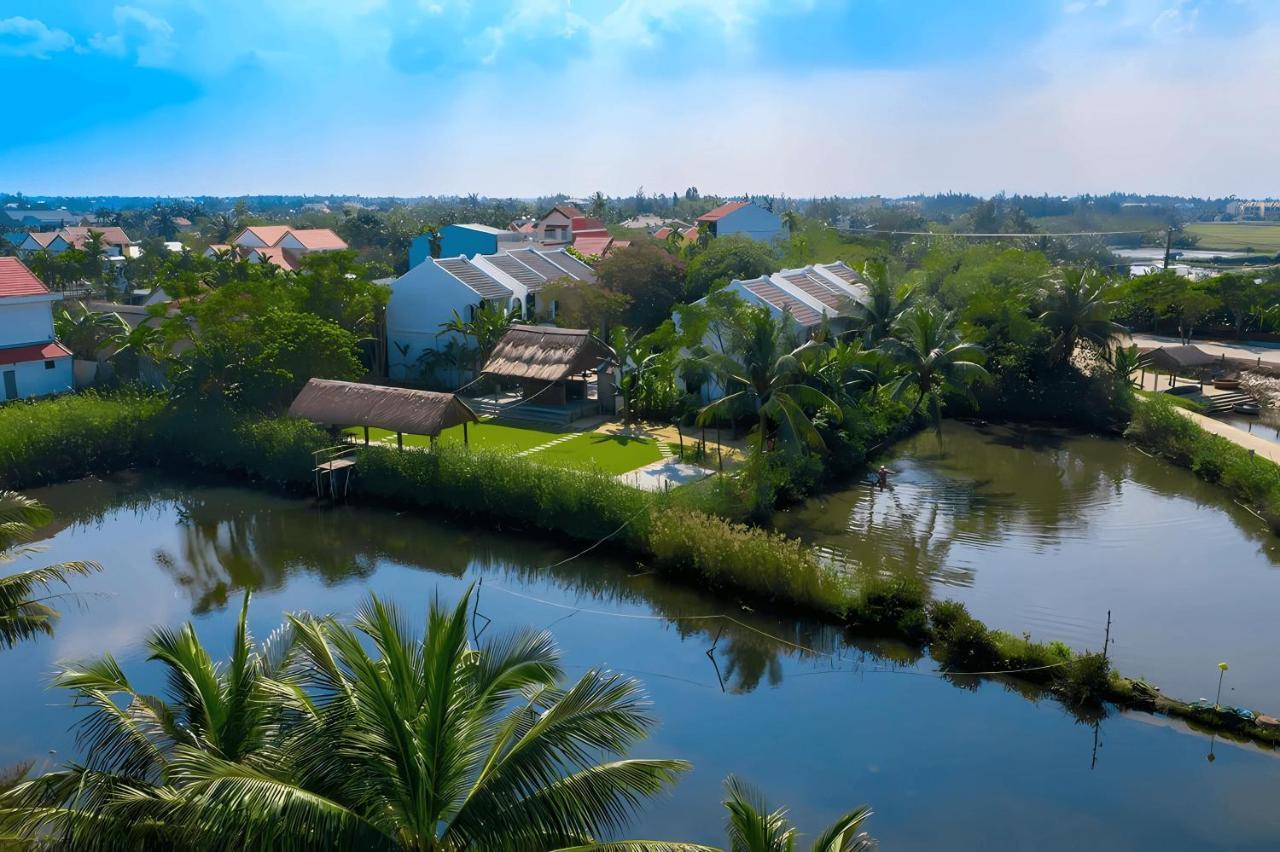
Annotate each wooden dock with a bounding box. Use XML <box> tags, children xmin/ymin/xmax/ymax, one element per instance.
<box><xmin>312</xmin><ymin>446</ymin><xmax>358</xmax><ymax>500</ymax></box>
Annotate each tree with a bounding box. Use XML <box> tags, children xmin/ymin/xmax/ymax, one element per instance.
<box><xmin>53</xmin><ymin>304</ymin><xmax>127</xmax><ymax>361</ymax></box>
<box><xmin>848</xmin><ymin>260</ymin><xmax>913</xmax><ymax>345</ymax></box>
<box><xmin>106</xmin><ymin>311</ymin><xmax>169</xmax><ymax>382</ymax></box>
<box><xmin>438</xmin><ymin>301</ymin><xmax>519</xmax><ymax>381</ymax></box>
<box><xmin>720</xmin><ymin>776</ymin><xmax>873</xmax><ymax>852</ymax></box>
<box><xmin>697</xmin><ymin>306</ymin><xmax>841</xmax><ymax>453</ymax></box>
<box><xmin>2</xmin><ymin>588</ymin><xmax>689</xmax><ymax>850</ymax></box>
<box><xmin>595</xmin><ymin>244</ymin><xmax>686</xmax><ymax>331</ymax></box>
<box><xmin>1037</xmin><ymin>267</ymin><xmax>1125</xmax><ymax>366</ymax></box>
<box><xmin>0</xmin><ymin>492</ymin><xmax>99</xmax><ymax>650</ymax></box>
<box><xmin>1171</xmin><ymin>286</ymin><xmax>1219</xmax><ymax>345</ymax></box>
<box><xmin>879</xmin><ymin>305</ymin><xmax>988</xmax><ymax>432</ymax></box>
<box><xmin>590</xmin><ymin>191</ymin><xmax>608</xmax><ymax>221</ymax></box>
<box><xmin>684</xmin><ymin>236</ymin><xmax>780</xmax><ymax>302</ymax></box>
<box><xmin>610</xmin><ymin>325</ymin><xmax>679</xmax><ymax>423</ymax></box>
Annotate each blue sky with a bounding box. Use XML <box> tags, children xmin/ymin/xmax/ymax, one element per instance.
<box><xmin>2</xmin><ymin>1</ymin><xmax>1276</xmax><ymax>197</ymax></box>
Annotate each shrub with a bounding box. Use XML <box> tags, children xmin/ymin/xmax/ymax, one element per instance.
<box><xmin>356</xmin><ymin>443</ymin><xmax>654</xmax><ymax>547</ymax></box>
<box><xmin>0</xmin><ymin>389</ymin><xmax>166</xmax><ymax>488</ymax></box>
<box><xmin>927</xmin><ymin>600</ymin><xmax>1000</xmax><ymax>670</ymax></box>
<box><xmin>851</xmin><ymin>573</ymin><xmax>928</xmax><ymax>638</ymax></box>
<box><xmin>1057</xmin><ymin>651</ymin><xmax>1112</xmax><ymax>706</ymax></box>
<box><xmin>154</xmin><ymin>409</ymin><xmax>330</xmax><ymax>488</ymax></box>
<box><xmin>1128</xmin><ymin>397</ymin><xmax>1280</xmax><ymax>531</ymax></box>
<box><xmin>645</xmin><ymin>508</ymin><xmax>854</xmax><ymax>617</ymax></box>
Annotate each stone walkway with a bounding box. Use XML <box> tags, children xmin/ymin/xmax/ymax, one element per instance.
<box><xmin>1176</xmin><ymin>408</ymin><xmax>1280</xmax><ymax>464</ymax></box>
<box><xmin>516</xmin><ymin>431</ymin><xmax>584</xmax><ymax>457</ymax></box>
<box><xmin>617</xmin><ymin>458</ymin><xmax>713</xmax><ymax>492</ymax></box>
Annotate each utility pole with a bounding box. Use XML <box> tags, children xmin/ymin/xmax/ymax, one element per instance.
<box><xmin>1163</xmin><ymin>227</ymin><xmax>1174</xmax><ymax>270</ymax></box>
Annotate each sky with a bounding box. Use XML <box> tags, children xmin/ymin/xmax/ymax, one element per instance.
<box><xmin>1</xmin><ymin>0</ymin><xmax>1276</xmax><ymax>199</ymax></box>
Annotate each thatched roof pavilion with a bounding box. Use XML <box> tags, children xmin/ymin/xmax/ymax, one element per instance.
<box><xmin>1141</xmin><ymin>345</ymin><xmax>1216</xmax><ymax>374</ymax></box>
<box><xmin>481</xmin><ymin>325</ymin><xmax>614</xmax><ymax>382</ymax></box>
<box><xmin>289</xmin><ymin>378</ymin><xmax>477</xmax><ymax>440</ymax></box>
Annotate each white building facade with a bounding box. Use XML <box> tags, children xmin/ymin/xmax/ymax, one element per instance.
<box><xmin>0</xmin><ymin>258</ymin><xmax>72</xmax><ymax>401</ymax></box>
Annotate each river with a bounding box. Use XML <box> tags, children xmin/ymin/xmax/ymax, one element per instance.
<box><xmin>3</xmin><ymin>466</ymin><xmax>1280</xmax><ymax>848</ymax></box>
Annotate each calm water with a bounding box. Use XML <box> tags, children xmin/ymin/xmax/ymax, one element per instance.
<box><xmin>1215</xmin><ymin>408</ymin><xmax>1280</xmax><ymax>448</ymax></box>
<box><xmin>774</xmin><ymin>421</ymin><xmax>1280</xmax><ymax>711</ymax></box>
<box><xmin>3</xmin><ymin>470</ymin><xmax>1280</xmax><ymax>849</ymax></box>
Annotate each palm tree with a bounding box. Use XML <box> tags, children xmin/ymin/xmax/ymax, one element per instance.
<box><xmin>879</xmin><ymin>305</ymin><xmax>987</xmax><ymax>433</ymax></box>
<box><xmin>107</xmin><ymin>315</ymin><xmax>169</xmax><ymax>382</ymax></box>
<box><xmin>697</xmin><ymin>307</ymin><xmax>841</xmax><ymax>453</ymax></box>
<box><xmin>438</xmin><ymin>301</ymin><xmax>519</xmax><ymax>383</ymax></box>
<box><xmin>3</xmin><ymin>588</ymin><xmax>689</xmax><ymax>850</ymax></box>
<box><xmin>209</xmin><ymin>211</ymin><xmax>241</xmax><ymax>243</ymax></box>
<box><xmin>0</xmin><ymin>492</ymin><xmax>100</xmax><ymax>650</ymax></box>
<box><xmin>54</xmin><ymin>304</ymin><xmax>127</xmax><ymax>361</ymax></box>
<box><xmin>720</xmin><ymin>776</ymin><xmax>873</xmax><ymax>852</ymax></box>
<box><xmin>1037</xmin><ymin>267</ymin><xmax>1125</xmax><ymax>366</ymax></box>
<box><xmin>848</xmin><ymin>260</ymin><xmax>913</xmax><ymax>346</ymax></box>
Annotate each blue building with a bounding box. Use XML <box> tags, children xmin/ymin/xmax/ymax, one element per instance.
<box><xmin>410</xmin><ymin>223</ymin><xmax>529</xmax><ymax>267</ymax></box>
<box><xmin>695</xmin><ymin>201</ymin><xmax>787</xmax><ymax>243</ymax></box>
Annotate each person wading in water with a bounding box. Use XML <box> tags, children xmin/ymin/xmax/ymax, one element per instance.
<box><xmin>876</xmin><ymin>465</ymin><xmax>893</xmax><ymax>489</ymax></box>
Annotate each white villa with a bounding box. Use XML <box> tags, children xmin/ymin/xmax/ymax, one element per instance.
<box><xmin>0</xmin><ymin>258</ymin><xmax>72</xmax><ymax>401</ymax></box>
<box><xmin>17</xmin><ymin>226</ymin><xmax>137</xmax><ymax>258</ymax></box>
<box><xmin>386</xmin><ymin>247</ymin><xmax>595</xmax><ymax>379</ymax></box>
<box><xmin>681</xmin><ymin>260</ymin><xmax>869</xmax><ymax>400</ymax></box>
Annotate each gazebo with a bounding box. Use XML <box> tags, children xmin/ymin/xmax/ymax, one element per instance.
<box><xmin>288</xmin><ymin>378</ymin><xmax>478</xmax><ymax>449</ymax></box>
<box><xmin>480</xmin><ymin>325</ymin><xmax>615</xmax><ymax>408</ymax></box>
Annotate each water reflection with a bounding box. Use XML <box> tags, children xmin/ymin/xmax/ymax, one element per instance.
<box><xmin>775</xmin><ymin>421</ymin><xmax>1280</xmax><ymax>709</ymax></box>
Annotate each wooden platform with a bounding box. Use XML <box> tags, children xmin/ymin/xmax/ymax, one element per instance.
<box><xmin>315</xmin><ymin>458</ymin><xmax>356</xmax><ymax>473</ymax></box>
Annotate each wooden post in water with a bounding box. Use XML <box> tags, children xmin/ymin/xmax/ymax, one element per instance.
<box><xmin>1102</xmin><ymin>610</ymin><xmax>1112</xmax><ymax>664</ymax></box>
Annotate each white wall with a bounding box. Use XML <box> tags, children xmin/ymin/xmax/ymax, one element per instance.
<box><xmin>386</xmin><ymin>261</ymin><xmax>489</xmax><ymax>379</ymax></box>
<box><xmin>1</xmin><ymin>356</ymin><xmax>72</xmax><ymax>400</ymax></box>
<box><xmin>0</xmin><ymin>297</ymin><xmax>57</xmax><ymax>348</ymax></box>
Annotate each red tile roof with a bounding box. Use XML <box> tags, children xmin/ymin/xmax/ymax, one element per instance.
<box><xmin>0</xmin><ymin>257</ymin><xmax>50</xmax><ymax>298</ymax></box>
<box><xmin>653</xmin><ymin>227</ymin><xmax>672</xmax><ymax>240</ymax></box>
<box><xmin>239</xmin><ymin>225</ymin><xmax>293</xmax><ymax>247</ymax></box>
<box><xmin>0</xmin><ymin>342</ymin><xmax>71</xmax><ymax>365</ymax></box>
<box><xmin>250</xmin><ymin>247</ymin><xmax>301</xmax><ymax>271</ymax></box>
<box><xmin>60</xmin><ymin>226</ymin><xmax>133</xmax><ymax>248</ymax></box>
<box><xmin>697</xmin><ymin>201</ymin><xmax>750</xmax><ymax>222</ymax></box>
<box><xmin>288</xmin><ymin>228</ymin><xmax>348</xmax><ymax>250</ymax></box>
<box><xmin>572</xmin><ymin>236</ymin><xmax>613</xmax><ymax>257</ymax></box>
<box><xmin>25</xmin><ymin>232</ymin><xmax>62</xmax><ymax>248</ymax></box>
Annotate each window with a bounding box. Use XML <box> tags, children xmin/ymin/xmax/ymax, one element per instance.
<box><xmin>44</xmin><ymin>360</ymin><xmax>55</xmax><ymax>370</ymax></box>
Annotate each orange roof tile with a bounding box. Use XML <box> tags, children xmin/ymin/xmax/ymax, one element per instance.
<box><xmin>288</xmin><ymin>228</ymin><xmax>348</xmax><ymax>250</ymax></box>
<box><xmin>0</xmin><ymin>257</ymin><xmax>50</xmax><ymax>297</ymax></box>
<box><xmin>697</xmin><ymin>201</ymin><xmax>750</xmax><ymax>222</ymax></box>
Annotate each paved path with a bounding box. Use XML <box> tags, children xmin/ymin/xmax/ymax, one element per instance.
<box><xmin>617</xmin><ymin>458</ymin><xmax>712</xmax><ymax>492</ymax></box>
<box><xmin>1176</xmin><ymin>408</ymin><xmax>1280</xmax><ymax>464</ymax></box>
<box><xmin>516</xmin><ymin>430</ymin><xmax>584</xmax><ymax>457</ymax></box>
<box><xmin>1128</xmin><ymin>333</ymin><xmax>1280</xmax><ymax>369</ymax></box>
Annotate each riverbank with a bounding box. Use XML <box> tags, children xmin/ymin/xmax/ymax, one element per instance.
<box><xmin>4</xmin><ymin>391</ymin><xmax>1280</xmax><ymax>748</ymax></box>
<box><xmin>1127</xmin><ymin>396</ymin><xmax>1280</xmax><ymax>532</ymax></box>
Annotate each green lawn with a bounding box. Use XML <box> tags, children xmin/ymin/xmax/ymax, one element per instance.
<box><xmin>344</xmin><ymin>422</ymin><xmax>564</xmax><ymax>452</ymax></box>
<box><xmin>531</xmin><ymin>432</ymin><xmax>665</xmax><ymax>475</ymax></box>
<box><xmin>1183</xmin><ymin>222</ymin><xmax>1280</xmax><ymax>253</ymax></box>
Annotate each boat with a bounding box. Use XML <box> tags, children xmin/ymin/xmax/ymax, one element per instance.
<box><xmin>1233</xmin><ymin>401</ymin><xmax>1261</xmax><ymax>415</ymax></box>
<box><xmin>1214</xmin><ymin>378</ymin><xmax>1241</xmax><ymax>390</ymax></box>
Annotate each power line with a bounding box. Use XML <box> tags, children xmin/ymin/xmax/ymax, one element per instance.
<box><xmin>845</xmin><ymin>228</ymin><xmax>1150</xmax><ymax>238</ymax></box>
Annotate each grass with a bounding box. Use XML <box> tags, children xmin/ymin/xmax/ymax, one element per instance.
<box><xmin>1183</xmin><ymin>222</ymin><xmax>1280</xmax><ymax>253</ymax></box>
<box><xmin>1128</xmin><ymin>395</ymin><xmax>1280</xmax><ymax>531</ymax></box>
<box><xmin>1134</xmin><ymin>388</ymin><xmax>1207</xmax><ymax>412</ymax></box>
<box><xmin>344</xmin><ymin>421</ymin><xmax>564</xmax><ymax>453</ymax></box>
<box><xmin>531</xmin><ymin>432</ymin><xmax>665</xmax><ymax>474</ymax></box>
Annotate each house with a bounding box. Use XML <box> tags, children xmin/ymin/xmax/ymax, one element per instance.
<box><xmin>680</xmin><ymin>261</ymin><xmax>867</xmax><ymax>400</ymax></box>
<box><xmin>17</xmin><ymin>226</ymin><xmax>135</xmax><ymax>258</ymax></box>
<box><xmin>695</xmin><ymin>201</ymin><xmax>787</xmax><ymax>243</ymax></box>
<box><xmin>480</xmin><ymin>325</ymin><xmax>615</xmax><ymax>412</ymax></box>
<box><xmin>172</xmin><ymin>216</ymin><xmax>195</xmax><ymax>232</ymax></box>
<box><xmin>0</xmin><ymin>258</ymin><xmax>72</xmax><ymax>401</ymax></box>
<box><xmin>534</xmin><ymin>205</ymin><xmax>584</xmax><ymax>245</ymax></box>
<box><xmin>619</xmin><ymin>214</ymin><xmax>666</xmax><ymax>229</ymax></box>
<box><xmin>2</xmin><ymin>209</ymin><xmax>89</xmax><ymax>229</ymax></box>
<box><xmin>411</xmin><ymin>223</ymin><xmax>529</xmax><ymax>268</ymax></box>
<box><xmin>385</xmin><ymin>247</ymin><xmax>596</xmax><ymax>380</ymax></box>
<box><xmin>227</xmin><ymin>225</ymin><xmax>348</xmax><ymax>269</ymax></box>
<box><xmin>203</xmin><ymin>244</ymin><xmax>233</xmax><ymax>259</ymax></box>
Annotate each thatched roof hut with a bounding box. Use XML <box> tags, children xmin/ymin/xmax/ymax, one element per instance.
<box><xmin>481</xmin><ymin>325</ymin><xmax>614</xmax><ymax>382</ymax></box>
<box><xmin>289</xmin><ymin>379</ymin><xmax>477</xmax><ymax>436</ymax></box>
<box><xmin>1141</xmin><ymin>345</ymin><xmax>1216</xmax><ymax>374</ymax></box>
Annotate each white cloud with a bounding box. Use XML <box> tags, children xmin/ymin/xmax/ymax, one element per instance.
<box><xmin>0</xmin><ymin>16</ymin><xmax>74</xmax><ymax>59</ymax></box>
<box><xmin>90</xmin><ymin>5</ymin><xmax>176</xmax><ymax>67</ymax></box>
